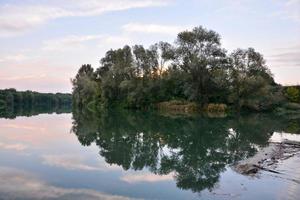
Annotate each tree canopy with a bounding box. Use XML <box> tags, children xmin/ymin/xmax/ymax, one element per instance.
<box><xmin>72</xmin><ymin>26</ymin><xmax>285</xmax><ymax>112</ymax></box>
<box><xmin>0</xmin><ymin>89</ymin><xmax>72</xmax><ymax>118</ymax></box>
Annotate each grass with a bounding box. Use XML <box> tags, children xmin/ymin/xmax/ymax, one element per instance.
<box><xmin>156</xmin><ymin>100</ymin><xmax>199</xmax><ymax>113</ymax></box>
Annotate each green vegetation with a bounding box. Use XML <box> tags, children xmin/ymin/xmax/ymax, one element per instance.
<box><xmin>72</xmin><ymin>26</ymin><xmax>294</xmax><ymax>113</ymax></box>
<box><xmin>285</xmin><ymin>86</ymin><xmax>300</xmax><ymax>103</ymax></box>
<box><xmin>0</xmin><ymin>88</ymin><xmax>72</xmax><ymax>118</ymax></box>
<box><xmin>157</xmin><ymin>100</ymin><xmax>198</xmax><ymax>113</ymax></box>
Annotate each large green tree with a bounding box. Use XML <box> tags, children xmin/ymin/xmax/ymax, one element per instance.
<box><xmin>174</xmin><ymin>26</ymin><xmax>228</xmax><ymax>105</ymax></box>
<box><xmin>228</xmin><ymin>48</ymin><xmax>276</xmax><ymax>111</ymax></box>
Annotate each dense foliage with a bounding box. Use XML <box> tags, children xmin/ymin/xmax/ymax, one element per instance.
<box><xmin>0</xmin><ymin>88</ymin><xmax>72</xmax><ymax>118</ymax></box>
<box><xmin>72</xmin><ymin>26</ymin><xmax>285</xmax><ymax>112</ymax></box>
<box><xmin>285</xmin><ymin>86</ymin><xmax>300</xmax><ymax>103</ymax></box>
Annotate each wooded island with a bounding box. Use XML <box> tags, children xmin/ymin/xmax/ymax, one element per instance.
<box><xmin>72</xmin><ymin>26</ymin><xmax>300</xmax><ymax>114</ymax></box>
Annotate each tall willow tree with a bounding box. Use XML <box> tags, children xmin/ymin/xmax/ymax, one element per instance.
<box><xmin>174</xmin><ymin>26</ymin><xmax>228</xmax><ymax>105</ymax></box>
<box><xmin>229</xmin><ymin>48</ymin><xmax>276</xmax><ymax>111</ymax></box>
<box><xmin>72</xmin><ymin>64</ymin><xmax>100</xmax><ymax>108</ymax></box>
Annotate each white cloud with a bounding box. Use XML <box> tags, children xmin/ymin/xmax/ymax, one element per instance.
<box><xmin>0</xmin><ymin>167</ymin><xmax>137</xmax><ymax>200</ymax></box>
<box><xmin>42</xmin><ymin>154</ymin><xmax>121</xmax><ymax>171</ymax></box>
<box><xmin>122</xmin><ymin>23</ymin><xmax>189</xmax><ymax>35</ymax></box>
<box><xmin>0</xmin><ymin>123</ymin><xmax>46</xmax><ymax>131</ymax></box>
<box><xmin>265</xmin><ymin>44</ymin><xmax>300</xmax><ymax>68</ymax></box>
<box><xmin>42</xmin><ymin>155</ymin><xmax>101</xmax><ymax>171</ymax></box>
<box><xmin>121</xmin><ymin>172</ymin><xmax>174</xmax><ymax>183</ymax></box>
<box><xmin>0</xmin><ymin>53</ymin><xmax>27</xmax><ymax>62</ymax></box>
<box><xmin>0</xmin><ymin>0</ymin><xmax>170</xmax><ymax>37</ymax></box>
<box><xmin>0</xmin><ymin>142</ymin><xmax>27</xmax><ymax>151</ymax></box>
<box><xmin>0</xmin><ymin>5</ymin><xmax>70</xmax><ymax>37</ymax></box>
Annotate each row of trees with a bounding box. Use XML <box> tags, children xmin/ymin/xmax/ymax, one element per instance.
<box><xmin>72</xmin><ymin>26</ymin><xmax>284</xmax><ymax>111</ymax></box>
<box><xmin>0</xmin><ymin>88</ymin><xmax>72</xmax><ymax>112</ymax></box>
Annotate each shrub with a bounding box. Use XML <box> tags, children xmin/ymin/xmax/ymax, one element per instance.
<box><xmin>285</xmin><ymin>87</ymin><xmax>300</xmax><ymax>103</ymax></box>
<box><xmin>205</xmin><ymin>103</ymin><xmax>227</xmax><ymax>113</ymax></box>
<box><xmin>157</xmin><ymin>100</ymin><xmax>198</xmax><ymax>113</ymax></box>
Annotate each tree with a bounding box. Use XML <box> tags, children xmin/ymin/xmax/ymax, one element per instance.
<box><xmin>157</xmin><ymin>41</ymin><xmax>175</xmax><ymax>76</ymax></box>
<box><xmin>285</xmin><ymin>87</ymin><xmax>300</xmax><ymax>102</ymax></box>
<box><xmin>97</xmin><ymin>45</ymin><xmax>135</xmax><ymax>104</ymax></box>
<box><xmin>71</xmin><ymin>25</ymin><xmax>284</xmax><ymax>112</ymax></box>
<box><xmin>229</xmin><ymin>48</ymin><xmax>275</xmax><ymax>111</ymax></box>
<box><xmin>72</xmin><ymin>64</ymin><xmax>99</xmax><ymax>108</ymax></box>
<box><xmin>174</xmin><ymin>26</ymin><xmax>227</xmax><ymax>105</ymax></box>
<box><xmin>132</xmin><ymin>45</ymin><xmax>159</xmax><ymax>79</ymax></box>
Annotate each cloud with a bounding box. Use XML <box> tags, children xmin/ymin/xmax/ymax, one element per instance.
<box><xmin>0</xmin><ymin>0</ymin><xmax>170</xmax><ymax>37</ymax></box>
<box><xmin>0</xmin><ymin>167</ymin><xmax>137</xmax><ymax>200</ymax></box>
<box><xmin>0</xmin><ymin>142</ymin><xmax>27</xmax><ymax>151</ymax></box>
<box><xmin>42</xmin><ymin>155</ymin><xmax>100</xmax><ymax>171</ymax></box>
<box><xmin>0</xmin><ymin>53</ymin><xmax>27</xmax><ymax>63</ymax></box>
<box><xmin>266</xmin><ymin>44</ymin><xmax>300</xmax><ymax>67</ymax></box>
<box><xmin>0</xmin><ymin>123</ymin><xmax>46</xmax><ymax>131</ymax></box>
<box><xmin>122</xmin><ymin>23</ymin><xmax>189</xmax><ymax>35</ymax></box>
<box><xmin>0</xmin><ymin>5</ymin><xmax>70</xmax><ymax>37</ymax></box>
<box><xmin>42</xmin><ymin>154</ymin><xmax>120</xmax><ymax>171</ymax></box>
<box><xmin>121</xmin><ymin>172</ymin><xmax>174</xmax><ymax>183</ymax></box>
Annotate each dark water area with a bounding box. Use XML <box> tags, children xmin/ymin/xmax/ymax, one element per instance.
<box><xmin>0</xmin><ymin>107</ymin><xmax>299</xmax><ymax>199</ymax></box>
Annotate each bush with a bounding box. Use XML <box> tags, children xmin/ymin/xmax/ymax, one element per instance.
<box><xmin>157</xmin><ymin>100</ymin><xmax>198</xmax><ymax>113</ymax></box>
<box><xmin>285</xmin><ymin>87</ymin><xmax>300</xmax><ymax>103</ymax></box>
<box><xmin>204</xmin><ymin>103</ymin><xmax>227</xmax><ymax>113</ymax></box>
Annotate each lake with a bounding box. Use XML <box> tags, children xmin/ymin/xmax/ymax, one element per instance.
<box><xmin>0</xmin><ymin>108</ymin><xmax>299</xmax><ymax>200</ymax></box>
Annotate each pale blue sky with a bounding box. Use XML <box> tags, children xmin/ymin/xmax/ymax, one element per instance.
<box><xmin>0</xmin><ymin>0</ymin><xmax>299</xmax><ymax>92</ymax></box>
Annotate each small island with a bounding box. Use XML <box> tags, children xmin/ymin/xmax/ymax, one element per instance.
<box><xmin>72</xmin><ymin>26</ymin><xmax>300</xmax><ymax>115</ymax></box>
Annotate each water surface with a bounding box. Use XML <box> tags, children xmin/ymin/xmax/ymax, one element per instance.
<box><xmin>0</xmin><ymin>108</ymin><xmax>299</xmax><ymax>199</ymax></box>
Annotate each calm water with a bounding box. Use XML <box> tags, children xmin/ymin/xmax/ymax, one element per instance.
<box><xmin>0</xmin><ymin>107</ymin><xmax>300</xmax><ymax>200</ymax></box>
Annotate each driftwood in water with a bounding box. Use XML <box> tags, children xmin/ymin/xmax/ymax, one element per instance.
<box><xmin>234</xmin><ymin>140</ymin><xmax>300</xmax><ymax>175</ymax></box>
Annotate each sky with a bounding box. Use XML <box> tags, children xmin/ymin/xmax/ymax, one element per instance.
<box><xmin>0</xmin><ymin>0</ymin><xmax>299</xmax><ymax>93</ymax></box>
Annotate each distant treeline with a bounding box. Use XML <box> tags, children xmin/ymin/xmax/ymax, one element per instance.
<box><xmin>0</xmin><ymin>88</ymin><xmax>72</xmax><ymax>118</ymax></box>
<box><xmin>71</xmin><ymin>26</ymin><xmax>299</xmax><ymax>112</ymax></box>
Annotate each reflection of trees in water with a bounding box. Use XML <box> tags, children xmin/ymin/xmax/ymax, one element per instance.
<box><xmin>71</xmin><ymin>109</ymin><xmax>299</xmax><ymax>193</ymax></box>
<box><xmin>0</xmin><ymin>104</ymin><xmax>71</xmax><ymax>119</ymax></box>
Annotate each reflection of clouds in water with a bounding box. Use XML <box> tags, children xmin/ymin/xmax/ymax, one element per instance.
<box><xmin>121</xmin><ymin>172</ymin><xmax>174</xmax><ymax>183</ymax></box>
<box><xmin>0</xmin><ymin>114</ymin><xmax>73</xmax><ymax>146</ymax></box>
<box><xmin>0</xmin><ymin>123</ymin><xmax>46</xmax><ymax>131</ymax></box>
<box><xmin>286</xmin><ymin>180</ymin><xmax>300</xmax><ymax>200</ymax></box>
<box><xmin>0</xmin><ymin>167</ymin><xmax>136</xmax><ymax>200</ymax></box>
<box><xmin>277</xmin><ymin>155</ymin><xmax>300</xmax><ymax>200</ymax></box>
<box><xmin>42</xmin><ymin>154</ymin><xmax>121</xmax><ymax>171</ymax></box>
